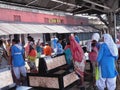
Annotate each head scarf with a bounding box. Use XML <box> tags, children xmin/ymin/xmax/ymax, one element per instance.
<box><xmin>69</xmin><ymin>35</ymin><xmax>84</xmax><ymax>62</ymax></box>
<box><xmin>92</xmin><ymin>33</ymin><xmax>100</xmax><ymax>42</ymax></box>
<box><xmin>87</xmin><ymin>33</ymin><xmax>100</xmax><ymax>52</ymax></box>
<box><xmin>103</xmin><ymin>34</ymin><xmax>118</xmax><ymax>56</ymax></box>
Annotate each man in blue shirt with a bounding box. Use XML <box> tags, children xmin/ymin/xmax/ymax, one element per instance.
<box><xmin>51</xmin><ymin>36</ymin><xmax>58</xmax><ymax>54</ymax></box>
<box><xmin>56</xmin><ymin>39</ymin><xmax>64</xmax><ymax>55</ymax></box>
<box><xmin>11</xmin><ymin>39</ymin><xmax>26</xmax><ymax>86</ymax></box>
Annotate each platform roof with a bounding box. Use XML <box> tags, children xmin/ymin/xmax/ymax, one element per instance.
<box><xmin>0</xmin><ymin>0</ymin><xmax>119</xmax><ymax>14</ymax></box>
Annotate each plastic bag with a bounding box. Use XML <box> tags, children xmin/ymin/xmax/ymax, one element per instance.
<box><xmin>95</xmin><ymin>66</ymin><xmax>99</xmax><ymax>80</ymax></box>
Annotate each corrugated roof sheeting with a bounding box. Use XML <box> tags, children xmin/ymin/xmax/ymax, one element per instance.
<box><xmin>44</xmin><ymin>25</ymin><xmax>98</xmax><ymax>33</ymax></box>
<box><xmin>64</xmin><ymin>26</ymin><xmax>98</xmax><ymax>33</ymax></box>
<box><xmin>80</xmin><ymin>26</ymin><xmax>98</xmax><ymax>32</ymax></box>
<box><xmin>32</xmin><ymin>25</ymin><xmax>56</xmax><ymax>33</ymax></box>
<box><xmin>0</xmin><ymin>23</ymin><xmax>27</xmax><ymax>34</ymax></box>
<box><xmin>12</xmin><ymin>23</ymin><xmax>57</xmax><ymax>34</ymax></box>
<box><xmin>0</xmin><ymin>22</ymin><xmax>98</xmax><ymax>35</ymax></box>
<box><xmin>66</xmin><ymin>26</ymin><xmax>84</xmax><ymax>33</ymax></box>
<box><xmin>44</xmin><ymin>25</ymin><xmax>70</xmax><ymax>33</ymax></box>
<box><xmin>0</xmin><ymin>23</ymin><xmax>57</xmax><ymax>34</ymax></box>
<box><xmin>0</xmin><ymin>28</ymin><xmax>8</xmax><ymax>35</ymax></box>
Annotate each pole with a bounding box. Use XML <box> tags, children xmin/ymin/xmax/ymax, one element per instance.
<box><xmin>114</xmin><ymin>13</ymin><xmax>117</xmax><ymax>42</ymax></box>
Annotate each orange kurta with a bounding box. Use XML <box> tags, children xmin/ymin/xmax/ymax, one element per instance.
<box><xmin>43</xmin><ymin>45</ymin><xmax>52</xmax><ymax>56</ymax></box>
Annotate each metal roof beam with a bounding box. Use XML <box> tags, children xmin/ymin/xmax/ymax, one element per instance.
<box><xmin>83</xmin><ymin>0</ymin><xmax>110</xmax><ymax>10</ymax></box>
<box><xmin>51</xmin><ymin>0</ymin><xmax>82</xmax><ymax>8</ymax></box>
<box><xmin>50</xmin><ymin>3</ymin><xmax>64</xmax><ymax>10</ymax></box>
<box><xmin>0</xmin><ymin>0</ymin><xmax>53</xmax><ymax>11</ymax></box>
<box><xmin>25</xmin><ymin>0</ymin><xmax>38</xmax><ymax>6</ymax></box>
<box><xmin>73</xmin><ymin>8</ymin><xmax>91</xmax><ymax>14</ymax></box>
<box><xmin>83</xmin><ymin>4</ymin><xmax>107</xmax><ymax>13</ymax></box>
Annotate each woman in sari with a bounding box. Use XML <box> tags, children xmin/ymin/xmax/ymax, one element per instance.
<box><xmin>69</xmin><ymin>35</ymin><xmax>86</xmax><ymax>88</ymax></box>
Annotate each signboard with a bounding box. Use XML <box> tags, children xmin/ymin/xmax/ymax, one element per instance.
<box><xmin>44</xmin><ymin>18</ymin><xmax>64</xmax><ymax>24</ymax></box>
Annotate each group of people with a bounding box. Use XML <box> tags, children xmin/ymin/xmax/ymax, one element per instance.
<box><xmin>86</xmin><ymin>33</ymin><xmax>118</xmax><ymax>90</ymax></box>
<box><xmin>58</xmin><ymin>33</ymin><xmax>119</xmax><ymax>90</ymax></box>
<box><xmin>0</xmin><ymin>33</ymin><xmax>81</xmax><ymax>87</ymax></box>
<box><xmin>0</xmin><ymin>32</ymin><xmax>119</xmax><ymax>90</ymax></box>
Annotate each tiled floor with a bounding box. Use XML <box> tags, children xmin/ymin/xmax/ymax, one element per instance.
<box><xmin>14</xmin><ymin>81</ymin><xmax>94</xmax><ymax>90</ymax></box>
<box><xmin>11</xmin><ymin>79</ymin><xmax>120</xmax><ymax>90</ymax></box>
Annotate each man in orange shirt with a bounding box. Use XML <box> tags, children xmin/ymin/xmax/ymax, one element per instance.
<box><xmin>43</xmin><ymin>43</ymin><xmax>52</xmax><ymax>56</ymax></box>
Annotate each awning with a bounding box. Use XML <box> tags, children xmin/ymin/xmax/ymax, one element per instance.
<box><xmin>0</xmin><ymin>22</ymin><xmax>98</xmax><ymax>35</ymax></box>
<box><xmin>44</xmin><ymin>25</ymin><xmax>70</xmax><ymax>33</ymax></box>
<box><xmin>0</xmin><ymin>22</ymin><xmax>56</xmax><ymax>35</ymax></box>
<box><xmin>45</xmin><ymin>25</ymin><xmax>98</xmax><ymax>33</ymax></box>
<box><xmin>15</xmin><ymin>24</ymin><xmax>56</xmax><ymax>33</ymax></box>
<box><xmin>0</xmin><ymin>29</ymin><xmax>8</xmax><ymax>35</ymax></box>
<box><xmin>0</xmin><ymin>23</ymin><xmax>28</xmax><ymax>34</ymax></box>
<box><xmin>80</xmin><ymin>26</ymin><xmax>99</xmax><ymax>32</ymax></box>
<box><xmin>66</xmin><ymin>26</ymin><xmax>84</xmax><ymax>33</ymax></box>
<box><xmin>67</xmin><ymin>26</ymin><xmax>99</xmax><ymax>33</ymax></box>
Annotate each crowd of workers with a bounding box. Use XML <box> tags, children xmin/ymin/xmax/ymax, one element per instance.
<box><xmin>0</xmin><ymin>32</ymin><xmax>119</xmax><ymax>90</ymax></box>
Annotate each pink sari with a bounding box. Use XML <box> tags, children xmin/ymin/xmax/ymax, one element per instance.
<box><xmin>69</xmin><ymin>35</ymin><xmax>85</xmax><ymax>77</ymax></box>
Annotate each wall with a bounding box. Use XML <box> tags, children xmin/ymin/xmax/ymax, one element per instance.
<box><xmin>0</xmin><ymin>8</ymin><xmax>88</xmax><ymax>25</ymax></box>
